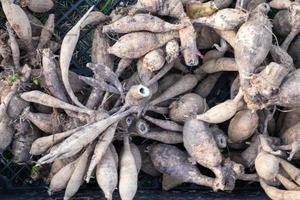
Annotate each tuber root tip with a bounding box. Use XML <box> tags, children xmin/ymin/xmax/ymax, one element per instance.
<box><xmin>137</xmin><ymin>85</ymin><xmax>150</xmax><ymax>97</ymax></box>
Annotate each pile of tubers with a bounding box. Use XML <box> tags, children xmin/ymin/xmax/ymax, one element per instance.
<box><xmin>1</xmin><ymin>0</ymin><xmax>300</xmax><ymax>199</ymax></box>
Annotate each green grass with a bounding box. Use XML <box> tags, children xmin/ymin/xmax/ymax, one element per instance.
<box><xmin>8</xmin><ymin>73</ymin><xmax>19</xmax><ymax>83</ymax></box>
<box><xmin>100</xmin><ymin>0</ymin><xmax>111</xmax><ymax>13</ymax></box>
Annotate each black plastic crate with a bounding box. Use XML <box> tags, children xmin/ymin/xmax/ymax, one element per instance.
<box><xmin>0</xmin><ymin>0</ymin><xmax>124</xmax><ymax>190</ymax></box>
<box><xmin>0</xmin><ymin>1</ymin><xmax>268</xmax><ymax>199</ymax></box>
<box><xmin>2</xmin><ymin>188</ymin><xmax>269</xmax><ymax>200</ymax></box>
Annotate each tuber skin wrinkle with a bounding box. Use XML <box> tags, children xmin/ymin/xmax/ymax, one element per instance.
<box><xmin>30</xmin><ymin>123</ymin><xmax>87</xmax><ymax>156</ymax></box>
<box><xmin>146</xmin><ymin>61</ymin><xmax>175</xmax><ymax>87</ymax></box>
<box><xmin>6</xmin><ymin>22</ymin><xmax>20</xmax><ymax>69</ymax></box>
<box><xmin>210</xmin><ymin>125</ymin><xmax>227</xmax><ymax>149</ymax></box>
<box><xmin>130</xmin><ymin>0</ymin><xmax>187</xmax><ymax>19</ymax></box>
<box><xmin>36</xmin><ymin>108</ymin><xmax>134</xmax><ymax>164</ymax></box>
<box><xmin>179</xmin><ymin>17</ymin><xmax>199</xmax><ymax>66</ymax></box>
<box><xmin>42</xmin><ymin>48</ymin><xmax>69</xmax><ymax>103</ymax></box>
<box><xmin>201</xmin><ymin>57</ymin><xmax>238</xmax><ymax>74</ymax></box>
<box><xmin>183</xmin><ymin>119</ymin><xmax>225</xmax><ymax>190</ymax></box>
<box><xmin>142</xmin><ymin>48</ymin><xmax>165</xmax><ymax>72</ymax></box>
<box><xmin>276</xmin><ymin>173</ymin><xmax>300</xmax><ymax>191</ymax></box>
<box><xmin>196</xmin><ymin>89</ymin><xmax>243</xmax><ymax>123</ymax></box>
<box><xmin>138</xmin><ymin>144</ymin><xmax>161</xmax><ymax>177</ymax></box>
<box><xmin>245</xmin><ymin>62</ymin><xmax>290</xmax><ymax>110</ymax></box>
<box><xmin>24</xmin><ymin>10</ymin><xmax>43</xmax><ymax>36</ymax></box>
<box><xmin>143</xmin><ymin>115</ymin><xmax>183</xmax><ymax>132</ymax></box>
<box><xmin>186</xmin><ymin>0</ymin><xmax>233</xmax><ymax>19</ymax></box>
<box><xmin>79</xmin><ymin>76</ymin><xmax>119</xmax><ymax>94</ymax></box>
<box><xmin>103</xmin><ymin>13</ymin><xmax>186</xmax><ymax>33</ymax></box>
<box><xmin>91</xmin><ymin>26</ymin><xmax>113</xmax><ymax>68</ymax></box>
<box><xmin>228</xmin><ymin>110</ymin><xmax>259</xmax><ymax>143</ymax></box>
<box><xmin>152</xmin><ymin>73</ymin><xmax>182</xmax><ymax>99</ymax></box>
<box><xmin>202</xmin><ymin>39</ymin><xmax>228</xmax><ymax>62</ymax></box>
<box><xmin>86</xmin><ymin>63</ymin><xmax>123</xmax><ymax>96</ymax></box>
<box><xmin>260</xmin><ymin>178</ymin><xmax>300</xmax><ymax>200</ymax></box>
<box><xmin>247</xmin><ymin>0</ymin><xmax>267</xmax><ymax>11</ymax></box>
<box><xmin>258</xmin><ymin>135</ymin><xmax>284</xmax><ymax>156</ymax></box>
<box><xmin>12</xmin><ymin>120</ymin><xmax>38</xmax><ymax>163</ymax></box>
<box><xmin>270</xmin><ymin>45</ymin><xmax>295</xmax><ymax>71</ymax></box>
<box><xmin>278</xmin><ymin>158</ymin><xmax>300</xmax><ymax>186</ymax></box>
<box><xmin>288</xmin><ymin>34</ymin><xmax>300</xmax><ymax>68</ymax></box>
<box><xmin>119</xmin><ymin>135</ymin><xmax>138</xmax><ymax>200</ymax></box>
<box><xmin>150</xmin><ymin>74</ymin><xmax>199</xmax><ymax>106</ymax></box>
<box><xmin>22</xmin><ymin>107</ymin><xmax>63</xmax><ymax>134</ymax></box>
<box><xmin>96</xmin><ymin>145</ymin><xmax>118</xmax><ymax>200</ymax></box>
<box><xmin>193</xmin><ymin>8</ymin><xmax>248</xmax><ymax>31</ymax></box>
<box><xmin>64</xmin><ymin>144</ymin><xmax>94</xmax><ymax>200</ymax></box>
<box><xmin>255</xmin><ymin>151</ymin><xmax>280</xmax><ymax>182</ymax></box>
<box><xmin>47</xmin><ymin>156</ymin><xmax>78</xmax><ymax>182</ymax></box>
<box><xmin>130</xmin><ymin>142</ymin><xmax>142</xmax><ymax>173</ymax></box>
<box><xmin>169</xmin><ymin>93</ymin><xmax>207</xmax><ymax>123</ymax></box>
<box><xmin>235</xmin><ymin>0</ymin><xmax>252</xmax><ymax>9</ymax></box>
<box><xmin>281</xmin><ymin>3</ymin><xmax>300</xmax><ymax>51</ymax></box>
<box><xmin>80</xmin><ymin>11</ymin><xmax>108</xmax><ymax>28</ymax></box>
<box><xmin>0</xmin><ymin>39</ymin><xmax>11</xmax><ymax>65</ymax></box>
<box><xmin>186</xmin><ymin>1</ymin><xmax>218</xmax><ymax>19</ymax></box>
<box><xmin>48</xmin><ymin>161</ymin><xmax>77</xmax><ymax>195</ymax></box>
<box><xmin>53</xmin><ymin>69</ymin><xmax>88</xmax><ymax>94</ymax></box>
<box><xmin>269</xmin><ymin>69</ymin><xmax>300</xmax><ymax>108</ymax></box>
<box><xmin>273</xmin><ymin>10</ymin><xmax>292</xmax><ymax>38</ymax></box>
<box><xmin>269</xmin><ymin>0</ymin><xmax>292</xmax><ymax>10</ymax></box>
<box><xmin>132</xmin><ymin>129</ymin><xmax>183</xmax><ymax>144</ymax></box>
<box><xmin>108</xmin><ymin>31</ymin><xmax>179</xmax><ymax>59</ymax></box>
<box><xmin>37</xmin><ymin>14</ymin><xmax>55</xmax><ymax>49</ymax></box>
<box><xmin>115</xmin><ymin>58</ymin><xmax>133</xmax><ymax>78</ymax></box>
<box><xmin>235</xmin><ymin>3</ymin><xmax>272</xmax><ymax>92</ymax></box>
<box><xmin>165</xmin><ymin>40</ymin><xmax>179</xmax><ymax>63</ymax></box>
<box><xmin>7</xmin><ymin>95</ymin><xmax>29</xmax><ymax>120</ymax></box>
<box><xmin>221</xmin><ymin>159</ymin><xmax>258</xmax><ymax>191</ymax></box>
<box><xmin>0</xmin><ymin>82</ymin><xmax>19</xmax><ymax>153</ymax></box>
<box><xmin>22</xmin><ymin>0</ymin><xmax>54</xmax><ymax>13</ymax></box>
<box><xmin>20</xmin><ymin>90</ymin><xmax>93</xmax><ymax>115</ymax></box>
<box><xmin>231</xmin><ymin>136</ymin><xmax>259</xmax><ymax>168</ymax></box>
<box><xmin>1</xmin><ymin>0</ymin><xmax>34</xmax><ymax>53</ymax></box>
<box><xmin>215</xmin><ymin>29</ymin><xmax>236</xmax><ymax>49</ymax></box>
<box><xmin>137</xmin><ymin>58</ymin><xmax>154</xmax><ymax>85</ymax></box>
<box><xmin>279</xmin><ymin>122</ymin><xmax>300</xmax><ymax>160</ymax></box>
<box><xmin>85</xmin><ymin>123</ymin><xmax>118</xmax><ymax>183</ymax></box>
<box><xmin>87</xmin><ymin>26</ymin><xmax>113</xmax><ymax>109</ymax></box>
<box><xmin>149</xmin><ymin>143</ymin><xmax>216</xmax><ymax>190</ymax></box>
<box><xmin>278</xmin><ymin>108</ymin><xmax>300</xmax><ymax>136</ymax></box>
<box><xmin>59</xmin><ymin>6</ymin><xmax>94</xmax><ymax>108</ymax></box>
